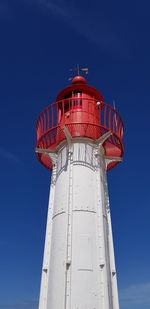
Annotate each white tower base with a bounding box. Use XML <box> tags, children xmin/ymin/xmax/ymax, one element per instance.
<box><xmin>38</xmin><ymin>138</ymin><xmax>119</xmax><ymax>309</ymax></box>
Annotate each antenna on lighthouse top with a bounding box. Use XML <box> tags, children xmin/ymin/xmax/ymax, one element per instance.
<box><xmin>113</xmin><ymin>99</ymin><xmax>116</xmax><ymax>110</ymax></box>
<box><xmin>69</xmin><ymin>65</ymin><xmax>88</xmax><ymax>81</ymax></box>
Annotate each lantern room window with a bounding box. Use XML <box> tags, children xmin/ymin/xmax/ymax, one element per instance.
<box><xmin>63</xmin><ymin>91</ymin><xmax>82</xmax><ymax>111</ymax></box>
<box><xmin>72</xmin><ymin>91</ymin><xmax>82</xmax><ymax>108</ymax></box>
<box><xmin>58</xmin><ymin>91</ymin><xmax>83</xmax><ymax>122</ymax></box>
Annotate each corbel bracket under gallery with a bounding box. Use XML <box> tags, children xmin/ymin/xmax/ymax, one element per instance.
<box><xmin>96</xmin><ymin>130</ymin><xmax>112</xmax><ymax>147</ymax></box>
<box><xmin>35</xmin><ymin>148</ymin><xmax>58</xmax><ymax>165</ymax></box>
<box><xmin>105</xmin><ymin>156</ymin><xmax>123</xmax><ymax>168</ymax></box>
<box><xmin>62</xmin><ymin>125</ymin><xmax>72</xmax><ymax>146</ymax></box>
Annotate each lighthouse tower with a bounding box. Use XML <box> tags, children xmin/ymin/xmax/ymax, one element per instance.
<box><xmin>36</xmin><ymin>74</ymin><xmax>124</xmax><ymax>309</ymax></box>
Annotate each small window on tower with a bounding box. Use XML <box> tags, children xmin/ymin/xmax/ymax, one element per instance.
<box><xmin>63</xmin><ymin>93</ymin><xmax>72</xmax><ymax>112</ymax></box>
<box><xmin>72</xmin><ymin>91</ymin><xmax>82</xmax><ymax>108</ymax></box>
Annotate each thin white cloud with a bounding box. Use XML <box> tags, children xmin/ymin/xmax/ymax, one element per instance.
<box><xmin>120</xmin><ymin>282</ymin><xmax>150</xmax><ymax>307</ymax></box>
<box><xmin>0</xmin><ymin>147</ymin><xmax>20</xmax><ymax>163</ymax></box>
<box><xmin>26</xmin><ymin>0</ymin><xmax>129</xmax><ymax>58</ymax></box>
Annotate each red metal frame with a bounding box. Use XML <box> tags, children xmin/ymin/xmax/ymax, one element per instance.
<box><xmin>36</xmin><ymin>97</ymin><xmax>124</xmax><ymax>171</ymax></box>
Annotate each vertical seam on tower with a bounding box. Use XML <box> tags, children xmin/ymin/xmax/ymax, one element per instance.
<box><xmin>104</xmin><ymin>165</ymin><xmax>119</xmax><ymax>309</ymax></box>
<box><xmin>99</xmin><ymin>152</ymin><xmax>114</xmax><ymax>309</ymax></box>
<box><xmin>94</xmin><ymin>145</ymin><xmax>105</xmax><ymax>309</ymax></box>
<box><xmin>64</xmin><ymin>144</ymin><xmax>73</xmax><ymax>309</ymax></box>
<box><xmin>38</xmin><ymin>163</ymin><xmax>57</xmax><ymax>309</ymax></box>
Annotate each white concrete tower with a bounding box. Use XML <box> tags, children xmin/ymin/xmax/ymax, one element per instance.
<box><xmin>36</xmin><ymin>75</ymin><xmax>124</xmax><ymax>309</ymax></box>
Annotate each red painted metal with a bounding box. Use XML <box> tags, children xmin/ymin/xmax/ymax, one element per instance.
<box><xmin>72</xmin><ymin>75</ymin><xmax>87</xmax><ymax>84</ymax></box>
<box><xmin>36</xmin><ymin>77</ymin><xmax>124</xmax><ymax>170</ymax></box>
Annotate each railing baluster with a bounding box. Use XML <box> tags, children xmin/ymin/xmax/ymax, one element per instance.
<box><xmin>108</xmin><ymin>108</ymin><xmax>111</xmax><ymax>130</ymax></box>
<box><xmin>47</xmin><ymin>107</ymin><xmax>50</xmax><ymax>131</ymax></box>
<box><xmin>44</xmin><ymin>113</ymin><xmax>46</xmax><ymax>133</ymax></box>
<box><xmin>104</xmin><ymin>105</ymin><xmax>107</xmax><ymax>127</ymax></box>
<box><xmin>115</xmin><ymin>115</ymin><xmax>118</xmax><ymax>136</ymax></box>
<box><xmin>62</xmin><ymin>100</ymin><xmax>65</xmax><ymax>125</ymax></box>
<box><xmin>39</xmin><ymin>117</ymin><xmax>41</xmax><ymax>136</ymax></box>
<box><xmin>52</xmin><ymin>104</ymin><xmax>54</xmax><ymax>128</ymax></box>
<box><xmin>112</xmin><ymin>112</ymin><xmax>115</xmax><ymax>133</ymax></box>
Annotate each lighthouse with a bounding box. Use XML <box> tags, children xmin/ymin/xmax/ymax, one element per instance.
<box><xmin>36</xmin><ymin>74</ymin><xmax>124</xmax><ymax>309</ymax></box>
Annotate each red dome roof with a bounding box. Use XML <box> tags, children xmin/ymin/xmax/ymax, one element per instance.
<box><xmin>56</xmin><ymin>75</ymin><xmax>104</xmax><ymax>102</ymax></box>
<box><xmin>71</xmin><ymin>75</ymin><xmax>87</xmax><ymax>84</ymax></box>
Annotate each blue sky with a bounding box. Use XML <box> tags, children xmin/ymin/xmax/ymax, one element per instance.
<box><xmin>0</xmin><ymin>0</ymin><xmax>150</xmax><ymax>308</ymax></box>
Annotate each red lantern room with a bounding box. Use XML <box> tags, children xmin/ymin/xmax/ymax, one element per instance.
<box><xmin>36</xmin><ymin>75</ymin><xmax>124</xmax><ymax>170</ymax></box>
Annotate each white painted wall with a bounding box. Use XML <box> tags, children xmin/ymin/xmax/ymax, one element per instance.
<box><xmin>39</xmin><ymin>139</ymin><xmax>119</xmax><ymax>309</ymax></box>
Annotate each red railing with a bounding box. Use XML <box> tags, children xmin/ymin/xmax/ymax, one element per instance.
<box><xmin>36</xmin><ymin>98</ymin><xmax>123</xmax><ymax>148</ymax></box>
